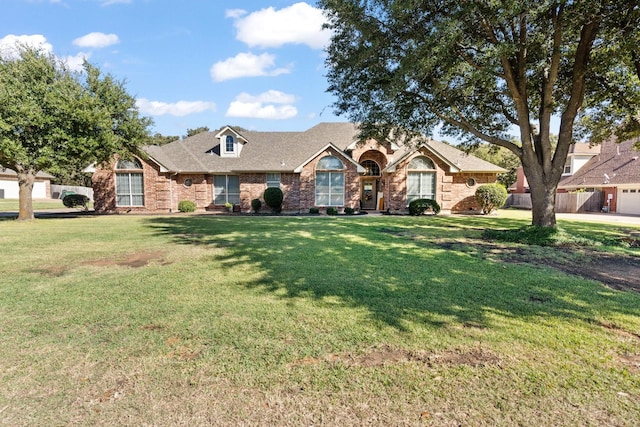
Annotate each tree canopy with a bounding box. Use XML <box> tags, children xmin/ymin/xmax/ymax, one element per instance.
<box><xmin>0</xmin><ymin>47</ymin><xmax>152</xmax><ymax>220</ymax></box>
<box><xmin>320</xmin><ymin>0</ymin><xmax>640</xmax><ymax>226</ymax></box>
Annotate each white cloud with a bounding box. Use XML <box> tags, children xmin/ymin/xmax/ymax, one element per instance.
<box><xmin>225</xmin><ymin>8</ymin><xmax>246</xmax><ymax>19</ymax></box>
<box><xmin>210</xmin><ymin>52</ymin><xmax>291</xmax><ymax>82</ymax></box>
<box><xmin>0</xmin><ymin>34</ymin><xmax>53</xmax><ymax>59</ymax></box>
<box><xmin>136</xmin><ymin>98</ymin><xmax>217</xmax><ymax>117</ymax></box>
<box><xmin>231</xmin><ymin>2</ymin><xmax>331</xmax><ymax>49</ymax></box>
<box><xmin>73</xmin><ymin>32</ymin><xmax>120</xmax><ymax>49</ymax></box>
<box><xmin>63</xmin><ymin>52</ymin><xmax>91</xmax><ymax>72</ymax></box>
<box><xmin>225</xmin><ymin>90</ymin><xmax>298</xmax><ymax>119</ymax></box>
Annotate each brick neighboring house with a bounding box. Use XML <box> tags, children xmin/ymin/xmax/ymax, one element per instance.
<box><xmin>559</xmin><ymin>137</ymin><xmax>640</xmax><ymax>215</ymax></box>
<box><xmin>91</xmin><ymin>122</ymin><xmax>505</xmax><ymax>214</ymax></box>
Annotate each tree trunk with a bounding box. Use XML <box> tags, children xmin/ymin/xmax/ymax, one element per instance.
<box><xmin>528</xmin><ymin>175</ymin><xmax>557</xmax><ymax>228</ymax></box>
<box><xmin>17</xmin><ymin>170</ymin><xmax>35</xmax><ymax>221</ymax></box>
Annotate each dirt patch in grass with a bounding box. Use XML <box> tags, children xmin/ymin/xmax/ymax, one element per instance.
<box><xmin>82</xmin><ymin>250</ymin><xmax>170</xmax><ymax>269</ymax></box>
<box><xmin>292</xmin><ymin>345</ymin><xmax>501</xmax><ymax>368</ymax></box>
<box><xmin>433</xmin><ymin>240</ymin><xmax>640</xmax><ymax>293</ymax></box>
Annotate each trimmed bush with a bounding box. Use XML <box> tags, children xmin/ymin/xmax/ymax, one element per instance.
<box><xmin>251</xmin><ymin>198</ymin><xmax>262</xmax><ymax>213</ymax></box>
<box><xmin>408</xmin><ymin>198</ymin><xmax>441</xmax><ymax>215</ymax></box>
<box><xmin>475</xmin><ymin>184</ymin><xmax>508</xmax><ymax>214</ymax></box>
<box><xmin>344</xmin><ymin>207</ymin><xmax>355</xmax><ymax>215</ymax></box>
<box><xmin>309</xmin><ymin>207</ymin><xmax>320</xmax><ymax>214</ymax></box>
<box><xmin>263</xmin><ymin>187</ymin><xmax>284</xmax><ymax>213</ymax></box>
<box><xmin>178</xmin><ymin>200</ymin><xmax>196</xmax><ymax>213</ymax></box>
<box><xmin>62</xmin><ymin>193</ymin><xmax>90</xmax><ymax>210</ymax></box>
<box><xmin>326</xmin><ymin>207</ymin><xmax>338</xmax><ymax>215</ymax></box>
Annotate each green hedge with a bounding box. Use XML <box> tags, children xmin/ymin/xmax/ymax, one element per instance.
<box><xmin>408</xmin><ymin>198</ymin><xmax>441</xmax><ymax>215</ymax></box>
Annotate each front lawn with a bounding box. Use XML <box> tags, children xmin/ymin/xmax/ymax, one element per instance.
<box><xmin>0</xmin><ymin>213</ymin><xmax>638</xmax><ymax>426</ymax></box>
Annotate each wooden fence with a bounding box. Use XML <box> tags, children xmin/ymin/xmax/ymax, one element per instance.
<box><xmin>505</xmin><ymin>191</ymin><xmax>603</xmax><ymax>213</ymax></box>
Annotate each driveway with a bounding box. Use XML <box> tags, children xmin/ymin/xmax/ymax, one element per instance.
<box><xmin>556</xmin><ymin>212</ymin><xmax>640</xmax><ymax>225</ymax></box>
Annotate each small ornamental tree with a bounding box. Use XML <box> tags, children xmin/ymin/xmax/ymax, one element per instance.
<box><xmin>475</xmin><ymin>184</ymin><xmax>508</xmax><ymax>215</ymax></box>
<box><xmin>263</xmin><ymin>187</ymin><xmax>283</xmax><ymax>213</ymax></box>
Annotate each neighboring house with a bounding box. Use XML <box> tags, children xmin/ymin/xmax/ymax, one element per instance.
<box><xmin>91</xmin><ymin>122</ymin><xmax>505</xmax><ymax>214</ymax></box>
<box><xmin>0</xmin><ymin>168</ymin><xmax>53</xmax><ymax>199</ymax></box>
<box><xmin>509</xmin><ymin>142</ymin><xmax>601</xmax><ymax>194</ymax></box>
<box><xmin>559</xmin><ymin>137</ymin><xmax>640</xmax><ymax>214</ymax></box>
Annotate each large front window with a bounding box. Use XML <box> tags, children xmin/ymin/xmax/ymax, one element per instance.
<box><xmin>407</xmin><ymin>156</ymin><xmax>436</xmax><ymax>204</ymax></box>
<box><xmin>316</xmin><ymin>156</ymin><xmax>345</xmax><ymax>206</ymax></box>
<box><xmin>214</xmin><ymin>175</ymin><xmax>240</xmax><ymax>205</ymax></box>
<box><xmin>115</xmin><ymin>158</ymin><xmax>144</xmax><ymax>206</ymax></box>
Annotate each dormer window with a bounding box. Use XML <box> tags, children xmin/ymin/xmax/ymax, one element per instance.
<box><xmin>225</xmin><ymin>135</ymin><xmax>235</xmax><ymax>153</ymax></box>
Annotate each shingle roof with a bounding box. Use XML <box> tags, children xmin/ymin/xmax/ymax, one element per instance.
<box><xmin>0</xmin><ymin>168</ymin><xmax>54</xmax><ymax>179</ymax></box>
<box><xmin>143</xmin><ymin>122</ymin><xmax>504</xmax><ymax>174</ymax></box>
<box><xmin>559</xmin><ymin>138</ymin><xmax>640</xmax><ymax>188</ymax></box>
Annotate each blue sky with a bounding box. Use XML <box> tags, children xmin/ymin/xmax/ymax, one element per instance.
<box><xmin>1</xmin><ymin>0</ymin><xmax>344</xmax><ymax>137</ymax></box>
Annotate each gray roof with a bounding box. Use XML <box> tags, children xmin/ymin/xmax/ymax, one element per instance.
<box><xmin>559</xmin><ymin>137</ymin><xmax>640</xmax><ymax>188</ymax></box>
<box><xmin>0</xmin><ymin>168</ymin><xmax>54</xmax><ymax>179</ymax></box>
<box><xmin>144</xmin><ymin>122</ymin><xmax>505</xmax><ymax>174</ymax></box>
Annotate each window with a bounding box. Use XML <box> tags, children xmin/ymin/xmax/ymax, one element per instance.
<box><xmin>266</xmin><ymin>173</ymin><xmax>281</xmax><ymax>188</ymax></box>
<box><xmin>361</xmin><ymin>160</ymin><xmax>380</xmax><ymax>176</ymax></box>
<box><xmin>225</xmin><ymin>135</ymin><xmax>234</xmax><ymax>153</ymax></box>
<box><xmin>563</xmin><ymin>164</ymin><xmax>572</xmax><ymax>174</ymax></box>
<box><xmin>316</xmin><ymin>156</ymin><xmax>345</xmax><ymax>206</ymax></box>
<box><xmin>115</xmin><ymin>158</ymin><xmax>144</xmax><ymax>206</ymax></box>
<box><xmin>407</xmin><ymin>156</ymin><xmax>436</xmax><ymax>204</ymax></box>
<box><xmin>214</xmin><ymin>175</ymin><xmax>240</xmax><ymax>205</ymax></box>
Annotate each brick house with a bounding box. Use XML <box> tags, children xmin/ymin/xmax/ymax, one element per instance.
<box><xmin>558</xmin><ymin>137</ymin><xmax>640</xmax><ymax>215</ymax></box>
<box><xmin>91</xmin><ymin>122</ymin><xmax>505</xmax><ymax>214</ymax></box>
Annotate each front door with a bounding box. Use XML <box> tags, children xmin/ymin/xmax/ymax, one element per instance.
<box><xmin>361</xmin><ymin>179</ymin><xmax>377</xmax><ymax>210</ymax></box>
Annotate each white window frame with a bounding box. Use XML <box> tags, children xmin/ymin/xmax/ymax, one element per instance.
<box><xmin>315</xmin><ymin>156</ymin><xmax>345</xmax><ymax>207</ymax></box>
<box><xmin>407</xmin><ymin>156</ymin><xmax>436</xmax><ymax>205</ymax></box>
<box><xmin>266</xmin><ymin>172</ymin><xmax>281</xmax><ymax>188</ymax></box>
<box><xmin>225</xmin><ymin>135</ymin><xmax>235</xmax><ymax>154</ymax></box>
<box><xmin>115</xmin><ymin>159</ymin><xmax>144</xmax><ymax>207</ymax></box>
<box><xmin>214</xmin><ymin>175</ymin><xmax>240</xmax><ymax>205</ymax></box>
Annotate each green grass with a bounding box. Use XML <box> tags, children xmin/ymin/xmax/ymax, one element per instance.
<box><xmin>1</xmin><ymin>213</ymin><xmax>639</xmax><ymax>425</ymax></box>
<box><xmin>0</xmin><ymin>198</ymin><xmax>68</xmax><ymax>211</ymax></box>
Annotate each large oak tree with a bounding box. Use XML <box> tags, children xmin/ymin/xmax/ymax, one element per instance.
<box><xmin>0</xmin><ymin>47</ymin><xmax>152</xmax><ymax>220</ymax></box>
<box><xmin>320</xmin><ymin>0</ymin><xmax>639</xmax><ymax>227</ymax></box>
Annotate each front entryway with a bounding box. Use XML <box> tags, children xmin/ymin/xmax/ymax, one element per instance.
<box><xmin>361</xmin><ymin>179</ymin><xmax>377</xmax><ymax>210</ymax></box>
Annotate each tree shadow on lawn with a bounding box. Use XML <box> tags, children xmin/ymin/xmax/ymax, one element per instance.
<box><xmin>144</xmin><ymin>215</ymin><xmax>640</xmax><ymax>332</ymax></box>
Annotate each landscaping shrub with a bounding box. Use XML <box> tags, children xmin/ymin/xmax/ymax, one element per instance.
<box><xmin>251</xmin><ymin>198</ymin><xmax>262</xmax><ymax>213</ymax></box>
<box><xmin>475</xmin><ymin>184</ymin><xmax>508</xmax><ymax>214</ymax></box>
<box><xmin>309</xmin><ymin>207</ymin><xmax>320</xmax><ymax>214</ymax></box>
<box><xmin>408</xmin><ymin>198</ymin><xmax>441</xmax><ymax>215</ymax></box>
<box><xmin>62</xmin><ymin>194</ymin><xmax>90</xmax><ymax>210</ymax></box>
<box><xmin>344</xmin><ymin>207</ymin><xmax>355</xmax><ymax>215</ymax></box>
<box><xmin>326</xmin><ymin>207</ymin><xmax>338</xmax><ymax>215</ymax></box>
<box><xmin>263</xmin><ymin>187</ymin><xmax>284</xmax><ymax>213</ymax></box>
<box><xmin>177</xmin><ymin>200</ymin><xmax>196</xmax><ymax>213</ymax></box>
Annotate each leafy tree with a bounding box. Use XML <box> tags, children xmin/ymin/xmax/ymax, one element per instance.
<box><xmin>320</xmin><ymin>0</ymin><xmax>640</xmax><ymax>227</ymax></box>
<box><xmin>0</xmin><ymin>47</ymin><xmax>152</xmax><ymax>220</ymax></box>
<box><xmin>145</xmin><ymin>132</ymin><xmax>179</xmax><ymax>146</ymax></box>
<box><xmin>183</xmin><ymin>126</ymin><xmax>210</xmax><ymax>138</ymax></box>
<box><xmin>467</xmin><ymin>143</ymin><xmax>521</xmax><ymax>188</ymax></box>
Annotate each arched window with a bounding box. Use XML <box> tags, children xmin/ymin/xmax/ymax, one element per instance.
<box><xmin>361</xmin><ymin>160</ymin><xmax>380</xmax><ymax>176</ymax></box>
<box><xmin>407</xmin><ymin>156</ymin><xmax>436</xmax><ymax>204</ymax></box>
<box><xmin>115</xmin><ymin>158</ymin><xmax>144</xmax><ymax>206</ymax></box>
<box><xmin>225</xmin><ymin>135</ymin><xmax>234</xmax><ymax>153</ymax></box>
<box><xmin>316</xmin><ymin>156</ymin><xmax>345</xmax><ymax>206</ymax></box>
